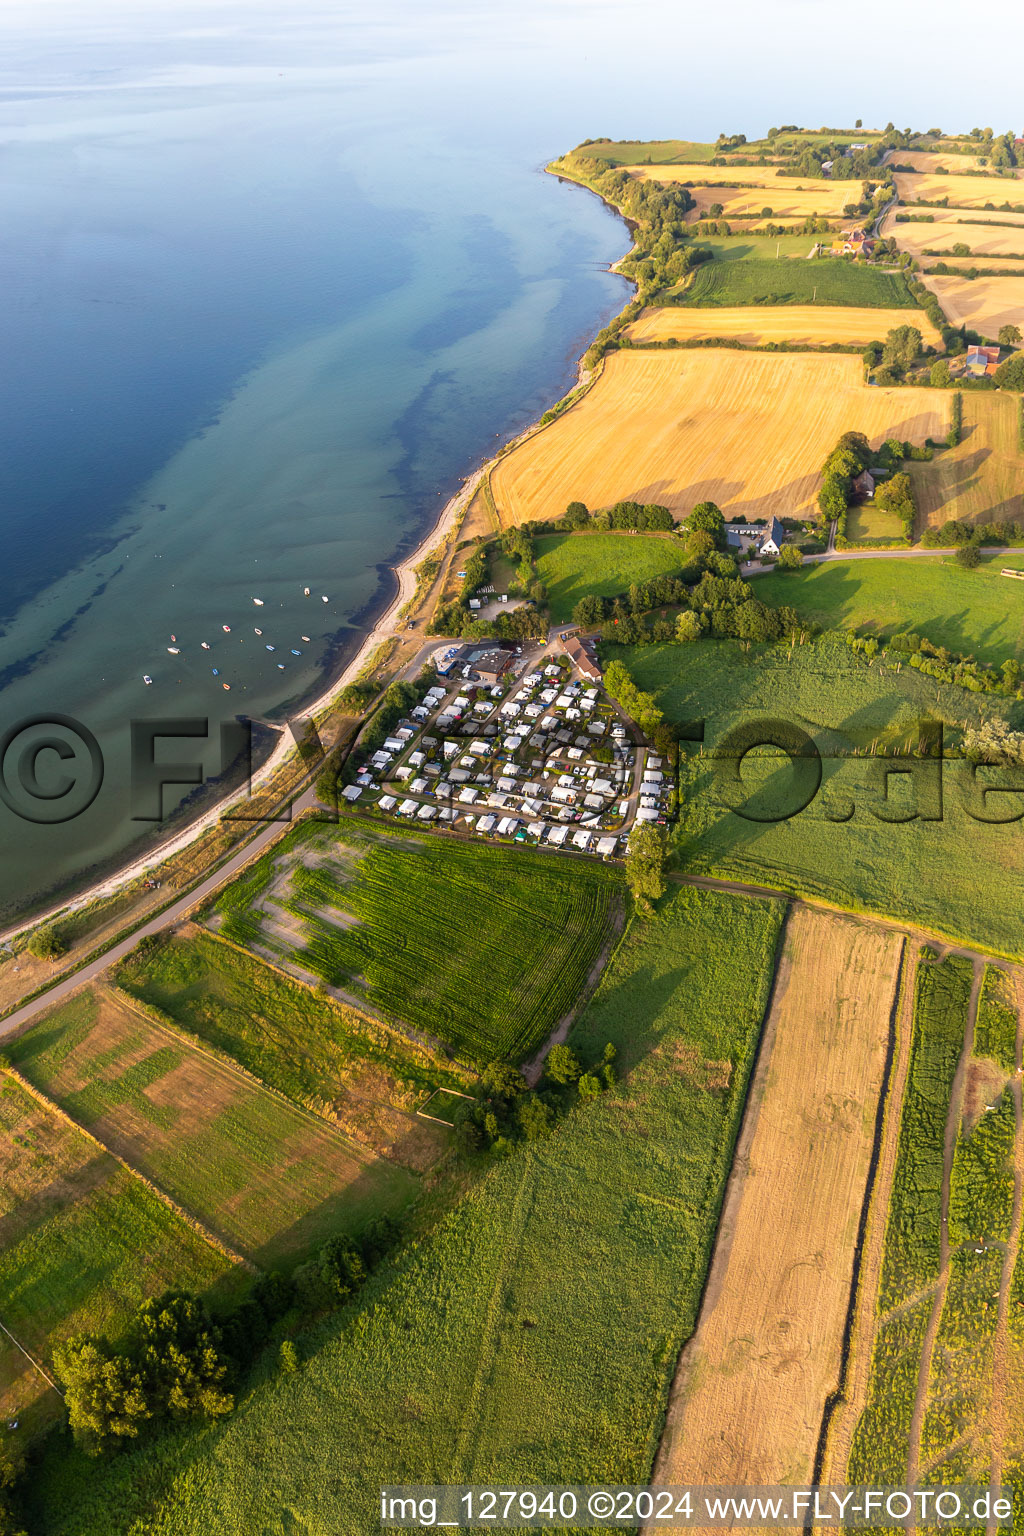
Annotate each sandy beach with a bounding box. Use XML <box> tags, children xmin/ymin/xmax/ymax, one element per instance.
<box><xmin>0</xmin><ymin>399</ymin><xmax>566</xmax><ymax>943</ymax></box>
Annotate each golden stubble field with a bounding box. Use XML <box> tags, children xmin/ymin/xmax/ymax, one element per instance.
<box><xmin>652</xmin><ymin>909</ymin><xmax>903</xmax><ymax>1505</ymax></box>
<box><xmin>910</xmin><ymin>392</ymin><xmax>1024</xmax><ymax>530</ymax></box>
<box><xmin>921</xmin><ymin>274</ymin><xmax>1024</xmax><ymax>338</ymax></box>
<box><xmin>627</xmin><ymin>166</ymin><xmax>855</xmax><ymax>220</ymax></box>
<box><xmin>887</xmin><ymin>216</ymin><xmax>1024</xmax><ymax>260</ymax></box>
<box><xmin>891</xmin><ymin>150</ymin><xmax>1024</xmax><ymax>177</ymax></box>
<box><xmin>895</xmin><ymin>170</ymin><xmax>1024</xmax><ymax>208</ymax></box>
<box><xmin>490</xmin><ymin>350</ymin><xmax>947</xmax><ymax>525</ymax></box>
<box><xmin>625</xmin><ymin>304</ymin><xmax>944</xmax><ymax>348</ymax></box>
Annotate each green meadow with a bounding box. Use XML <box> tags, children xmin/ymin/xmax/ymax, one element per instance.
<box><xmin>115</xmin><ymin>928</ymin><xmax>463</xmax><ymax>1111</ymax></box>
<box><xmin>754</xmin><ymin>556</ymin><xmax>1024</xmax><ymax>666</ymax></box>
<box><xmin>535</xmin><ymin>532</ymin><xmax>686</xmax><ymax>622</ymax></box>
<box><xmin>619</xmin><ymin>633</ymin><xmax>1024</xmax><ymax>955</ymax></box>
<box><xmin>30</xmin><ymin>886</ymin><xmax>783</xmax><ymax>1536</ymax></box>
<box><xmin>8</xmin><ymin>988</ymin><xmax>418</xmax><ymax>1270</ymax></box>
<box><xmin>675</xmin><ymin>258</ymin><xmax>916</xmax><ymax>307</ymax></box>
<box><xmin>0</xmin><ymin>1072</ymin><xmax>242</xmax><ymax>1438</ymax></box>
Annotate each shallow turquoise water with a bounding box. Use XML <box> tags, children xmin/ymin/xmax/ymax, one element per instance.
<box><xmin>0</xmin><ymin>5</ymin><xmax>633</xmax><ymax>913</ymax></box>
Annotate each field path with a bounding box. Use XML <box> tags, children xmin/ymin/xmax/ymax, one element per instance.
<box><xmin>817</xmin><ymin>941</ymin><xmax>919</xmax><ymax>1487</ymax></box>
<box><xmin>522</xmin><ymin>893</ymin><xmax>627</xmax><ymax>1085</ymax></box>
<box><xmin>987</xmin><ymin>969</ymin><xmax>1024</xmax><ymax>1504</ymax></box>
<box><xmin>451</xmin><ymin>1153</ymin><xmax>537</xmax><ymax>1479</ymax></box>
<box><xmin>907</xmin><ymin>957</ymin><xmax>982</xmax><ymax>1484</ymax></box>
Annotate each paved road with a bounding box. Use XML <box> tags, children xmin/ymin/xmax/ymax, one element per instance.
<box><xmin>0</xmin><ymin>781</ymin><xmax>320</xmax><ymax>1042</ymax></box>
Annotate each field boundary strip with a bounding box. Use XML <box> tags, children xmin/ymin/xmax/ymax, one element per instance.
<box><xmin>0</xmin><ymin>1315</ymin><xmax>63</xmax><ymax>1398</ymax></box>
<box><xmin>813</xmin><ymin>933</ymin><xmax>907</xmax><ymax>1483</ymax></box>
<box><xmin>0</xmin><ymin>1063</ymin><xmax>257</xmax><ymax>1275</ymax></box>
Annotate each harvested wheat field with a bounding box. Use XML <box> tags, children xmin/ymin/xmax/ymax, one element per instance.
<box><xmin>910</xmin><ymin>393</ymin><xmax>1024</xmax><ymax>531</ymax></box>
<box><xmin>895</xmin><ymin>171</ymin><xmax>1024</xmax><ymax>209</ymax></box>
<box><xmin>922</xmin><ymin>274</ymin><xmax>1024</xmax><ymax>338</ymax></box>
<box><xmin>651</xmin><ymin>910</ymin><xmax>902</xmax><ymax>1508</ymax></box>
<box><xmin>684</xmin><ymin>184</ymin><xmax>852</xmax><ymax>221</ymax></box>
<box><xmin>625</xmin><ymin>304</ymin><xmax>943</xmax><ymax>348</ymax></box>
<box><xmin>631</xmin><ymin>163</ymin><xmax>846</xmax><ymax>190</ymax></box>
<box><xmin>923</xmin><ymin>256</ymin><xmax>1024</xmax><ymax>276</ymax></box>
<box><xmin>490</xmin><ymin>350</ymin><xmax>946</xmax><ymax>526</ymax></box>
<box><xmin>890</xmin><ymin>150</ymin><xmax>1024</xmax><ymax>177</ymax></box>
<box><xmin>889</xmin><ymin>219</ymin><xmax>1024</xmax><ymax>260</ymax></box>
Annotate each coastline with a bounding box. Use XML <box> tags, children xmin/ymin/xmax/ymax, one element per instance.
<box><xmin>0</xmin><ymin>158</ymin><xmax>637</xmax><ymax>946</ymax></box>
<box><xmin>0</xmin><ymin>361</ymin><xmax>601</xmax><ymax>942</ymax></box>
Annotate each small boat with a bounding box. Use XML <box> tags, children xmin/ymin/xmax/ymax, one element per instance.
<box><xmin>170</xmin><ymin>634</ymin><xmax>176</xmax><ymax>642</ymax></box>
<box><xmin>222</xmin><ymin>682</ymin><xmax>231</xmax><ymax>690</ymax></box>
<box><xmin>301</xmin><ymin>635</ymin><xmax>310</xmax><ymax>642</ymax></box>
<box><xmin>167</xmin><ymin>646</ymin><xmax>180</xmax><ymax>654</ymax></box>
<box><xmin>321</xmin><ymin>595</ymin><xmax>329</xmax><ymax>603</ymax></box>
<box><xmin>253</xmin><ymin>597</ymin><xmax>264</xmax><ymax>606</ymax></box>
<box><xmin>222</xmin><ymin>624</ymin><xmax>231</xmax><ymax>633</ymax></box>
<box><xmin>291</xmin><ymin>649</ymin><xmax>301</xmax><ymax>655</ymax></box>
<box><xmin>201</xmin><ymin>641</ymin><xmax>210</xmax><ymax>650</ymax></box>
<box><xmin>143</xmin><ymin>675</ymin><xmax>153</xmax><ymax>685</ymax></box>
<box><xmin>304</xmin><ymin>587</ymin><xmax>310</xmax><ymax>596</ymax></box>
<box><xmin>265</xmin><ymin>644</ymin><xmax>275</xmax><ymax>651</ymax></box>
<box><xmin>254</xmin><ymin>627</ymin><xmax>262</xmax><ymax>635</ymax></box>
<box><xmin>212</xmin><ymin>668</ymin><xmax>219</xmax><ymax>676</ymax></box>
<box><xmin>277</xmin><ymin>663</ymin><xmax>285</xmax><ymax>669</ymax></box>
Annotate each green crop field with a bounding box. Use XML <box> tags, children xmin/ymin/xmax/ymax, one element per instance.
<box><xmin>213</xmin><ymin>822</ymin><xmax>623</xmax><ymax>1065</ymax></box>
<box><xmin>674</xmin><ymin>257</ymin><xmax>916</xmax><ymax>307</ymax></box>
<box><xmin>974</xmin><ymin>965</ymin><xmax>1020</xmax><ymax>1070</ymax></box>
<box><xmin>617</xmin><ymin>633</ymin><xmax>1024</xmax><ymax>955</ymax></box>
<box><xmin>0</xmin><ymin>1072</ymin><xmax>242</xmax><ymax>1439</ymax></box>
<box><xmin>682</xmin><ymin>234</ymin><xmax>821</xmax><ymax>265</ymax></box>
<box><xmin>28</xmin><ymin>887</ymin><xmax>783</xmax><ymax>1535</ymax></box>
<box><xmin>880</xmin><ymin>954</ymin><xmax>971</xmax><ymax>1311</ymax></box>
<box><xmin>115</xmin><ymin>928</ymin><xmax>466</xmax><ymax>1116</ymax></box>
<box><xmin>7</xmin><ymin>987</ymin><xmax>419</xmax><ymax>1270</ymax></box>
<box><xmin>754</xmin><ymin>556</ymin><xmax>1024</xmax><ymax>667</ymax></box>
<box><xmin>534</xmin><ymin>532</ymin><xmax>686</xmax><ymax>622</ymax></box>
<box><xmin>563</xmin><ymin>138</ymin><xmax>717</xmax><ymax>166</ymax></box>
